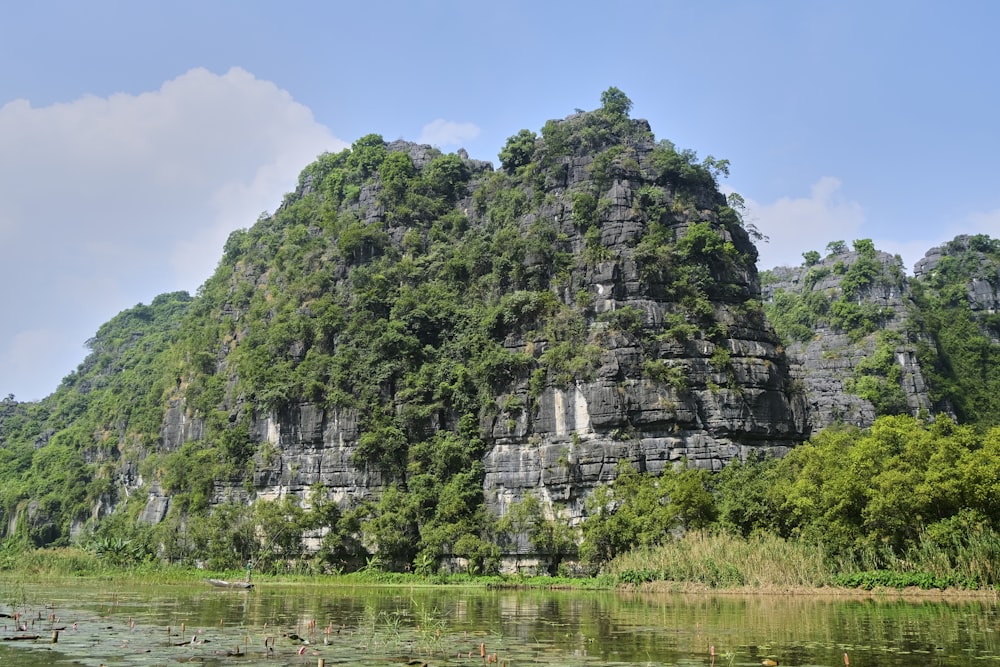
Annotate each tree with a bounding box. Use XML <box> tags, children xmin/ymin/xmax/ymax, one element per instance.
<box><xmin>498</xmin><ymin>129</ymin><xmax>537</xmax><ymax>172</ymax></box>
<box><xmin>802</xmin><ymin>250</ymin><xmax>821</xmax><ymax>266</ymax></box>
<box><xmin>825</xmin><ymin>240</ymin><xmax>847</xmax><ymax>255</ymax></box>
<box><xmin>852</xmin><ymin>238</ymin><xmax>876</xmax><ymax>256</ymax></box>
<box><xmin>424</xmin><ymin>153</ymin><xmax>470</xmax><ymax>202</ymax></box>
<box><xmin>599</xmin><ymin>87</ymin><xmax>632</xmax><ymax>118</ymax></box>
<box><xmin>347</xmin><ymin>133</ymin><xmax>387</xmax><ymax>178</ymax></box>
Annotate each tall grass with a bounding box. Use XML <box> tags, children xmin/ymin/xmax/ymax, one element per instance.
<box><xmin>832</xmin><ymin>529</ymin><xmax>1000</xmax><ymax>589</ymax></box>
<box><xmin>603</xmin><ymin>531</ymin><xmax>834</xmax><ymax>588</ymax></box>
<box><xmin>907</xmin><ymin>529</ymin><xmax>1000</xmax><ymax>587</ymax></box>
<box><xmin>605</xmin><ymin>530</ymin><xmax>1000</xmax><ymax>590</ymax></box>
<box><xmin>0</xmin><ymin>547</ymin><xmax>209</xmax><ymax>585</ymax></box>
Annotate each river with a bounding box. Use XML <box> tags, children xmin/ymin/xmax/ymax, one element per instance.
<box><xmin>0</xmin><ymin>581</ymin><xmax>996</xmax><ymax>666</ymax></box>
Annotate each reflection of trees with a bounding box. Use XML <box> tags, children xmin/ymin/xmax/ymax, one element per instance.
<box><xmin>59</xmin><ymin>584</ymin><xmax>1000</xmax><ymax>666</ymax></box>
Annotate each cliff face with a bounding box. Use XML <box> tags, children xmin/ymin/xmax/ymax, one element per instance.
<box><xmin>762</xmin><ymin>247</ymin><xmax>937</xmax><ymax>431</ymax></box>
<box><xmin>147</xmin><ymin>105</ymin><xmax>807</xmax><ymax>534</ymax></box>
<box><xmin>914</xmin><ymin>235</ymin><xmax>1000</xmax><ymax>340</ymax></box>
<box><xmin>761</xmin><ymin>234</ymin><xmax>1000</xmax><ymax>434</ymax></box>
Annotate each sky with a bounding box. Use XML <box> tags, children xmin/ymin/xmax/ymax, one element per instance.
<box><xmin>1</xmin><ymin>1</ymin><xmax>998</xmax><ymax>401</ymax></box>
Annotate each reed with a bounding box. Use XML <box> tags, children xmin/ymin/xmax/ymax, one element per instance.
<box><xmin>604</xmin><ymin>531</ymin><xmax>834</xmax><ymax>588</ymax></box>
<box><xmin>835</xmin><ymin>529</ymin><xmax>1000</xmax><ymax>589</ymax></box>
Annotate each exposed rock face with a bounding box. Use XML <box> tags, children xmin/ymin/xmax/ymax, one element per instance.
<box><xmin>249</xmin><ymin>405</ymin><xmax>376</xmax><ymax>504</ymax></box>
<box><xmin>182</xmin><ymin>116</ymin><xmax>809</xmax><ymax>531</ymax></box>
<box><xmin>916</xmin><ymin>235</ymin><xmax>1000</xmax><ymax>342</ymax></box>
<box><xmin>762</xmin><ymin>249</ymin><xmax>936</xmax><ymax>431</ymax></box>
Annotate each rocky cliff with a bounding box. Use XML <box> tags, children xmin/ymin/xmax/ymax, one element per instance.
<box><xmin>150</xmin><ymin>97</ymin><xmax>808</xmax><ymax>547</ymax></box>
<box><xmin>2</xmin><ymin>92</ymin><xmax>999</xmax><ymax>571</ymax></box>
<box><xmin>762</xmin><ymin>244</ymin><xmax>937</xmax><ymax>431</ymax></box>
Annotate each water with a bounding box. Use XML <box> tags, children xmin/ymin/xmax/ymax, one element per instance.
<box><xmin>0</xmin><ymin>581</ymin><xmax>997</xmax><ymax>666</ymax></box>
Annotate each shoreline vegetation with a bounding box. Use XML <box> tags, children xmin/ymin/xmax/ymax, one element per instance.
<box><xmin>3</xmin><ymin>529</ymin><xmax>998</xmax><ymax>600</ymax></box>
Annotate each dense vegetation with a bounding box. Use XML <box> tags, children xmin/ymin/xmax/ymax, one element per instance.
<box><xmin>0</xmin><ymin>89</ymin><xmax>756</xmax><ymax>574</ymax></box>
<box><xmin>909</xmin><ymin>235</ymin><xmax>1000</xmax><ymax>426</ymax></box>
<box><xmin>1</xmin><ymin>89</ymin><xmax>1000</xmax><ymax>590</ymax></box>
<box><xmin>762</xmin><ymin>239</ymin><xmax>902</xmax><ymax>345</ymax></box>
<box><xmin>0</xmin><ymin>292</ymin><xmax>191</xmax><ymax>551</ymax></box>
<box><xmin>762</xmin><ymin>233</ymin><xmax>1000</xmax><ymax>429</ymax></box>
<box><xmin>602</xmin><ymin>414</ymin><xmax>1000</xmax><ymax>589</ymax></box>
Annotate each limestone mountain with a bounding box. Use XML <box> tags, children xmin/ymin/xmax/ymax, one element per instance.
<box><xmin>0</xmin><ymin>90</ymin><xmax>998</xmax><ymax>572</ymax></box>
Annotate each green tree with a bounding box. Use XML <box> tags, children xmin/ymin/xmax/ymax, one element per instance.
<box><xmin>825</xmin><ymin>240</ymin><xmax>847</xmax><ymax>255</ymax></box>
<box><xmin>347</xmin><ymin>133</ymin><xmax>387</xmax><ymax>178</ymax></box>
<box><xmin>498</xmin><ymin>129</ymin><xmax>537</xmax><ymax>172</ymax></box>
<box><xmin>852</xmin><ymin>238</ymin><xmax>876</xmax><ymax>256</ymax></box>
<box><xmin>599</xmin><ymin>86</ymin><xmax>633</xmax><ymax>118</ymax></box>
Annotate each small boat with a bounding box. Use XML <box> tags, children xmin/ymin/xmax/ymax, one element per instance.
<box><xmin>205</xmin><ymin>578</ymin><xmax>254</xmax><ymax>590</ymax></box>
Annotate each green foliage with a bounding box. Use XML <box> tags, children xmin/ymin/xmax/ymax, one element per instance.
<box><xmin>844</xmin><ymin>331</ymin><xmax>908</xmax><ymax>415</ymax></box>
<box><xmin>538</xmin><ymin>88</ymin><xmax>651</xmax><ymax>162</ymax></box>
<box><xmin>852</xmin><ymin>238</ymin><xmax>876</xmax><ymax>256</ymax></box>
<box><xmin>825</xmin><ymin>240</ymin><xmax>847</xmax><ymax>255</ymax></box>
<box><xmin>599</xmin><ymin>86</ymin><xmax>633</xmax><ymax>118</ymax></box>
<box><xmin>347</xmin><ymin>133</ymin><xmax>388</xmax><ymax>178</ymax></box>
<box><xmin>833</xmin><ymin>569</ymin><xmax>975</xmax><ymax>590</ymax></box>
<box><xmin>423</xmin><ymin>153</ymin><xmax>470</xmax><ymax>202</ymax></box>
<box><xmin>909</xmin><ymin>236</ymin><xmax>1000</xmax><ymax>427</ymax></box>
<box><xmin>763</xmin><ymin>242</ymin><xmax>898</xmax><ymax>344</ymax></box>
<box><xmin>839</xmin><ymin>248</ymin><xmax>881</xmax><ymax>299</ymax></box>
<box><xmin>770</xmin><ymin>417</ymin><xmax>1000</xmax><ymax>562</ymax></box>
<box><xmin>597</xmin><ymin>306</ymin><xmax>645</xmax><ymax>336</ymax></box>
<box><xmin>581</xmin><ymin>462</ymin><xmax>716</xmax><ymax>566</ymax></box>
<box><xmin>496</xmin><ymin>492</ymin><xmax>577</xmax><ymax>574</ymax></box>
<box><xmin>0</xmin><ymin>293</ymin><xmax>192</xmax><ymax>548</ymax></box>
<box><xmin>498</xmin><ymin>129</ymin><xmax>537</xmax><ymax>172</ymax></box>
<box><xmin>713</xmin><ymin>453</ymin><xmax>785</xmax><ymax>537</ymax></box>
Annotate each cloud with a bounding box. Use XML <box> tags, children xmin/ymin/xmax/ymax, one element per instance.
<box><xmin>0</xmin><ymin>67</ymin><xmax>347</xmax><ymax>400</ymax></box>
<box><xmin>418</xmin><ymin>118</ymin><xmax>481</xmax><ymax>147</ymax></box>
<box><xmin>736</xmin><ymin>177</ymin><xmax>866</xmax><ymax>269</ymax></box>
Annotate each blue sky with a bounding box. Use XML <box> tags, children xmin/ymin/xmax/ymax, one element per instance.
<box><xmin>1</xmin><ymin>0</ymin><xmax>998</xmax><ymax>400</ymax></box>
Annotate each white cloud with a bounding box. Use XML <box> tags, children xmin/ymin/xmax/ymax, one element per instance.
<box><xmin>0</xmin><ymin>67</ymin><xmax>347</xmax><ymax>400</ymax></box>
<box><xmin>418</xmin><ymin>118</ymin><xmax>480</xmax><ymax>147</ymax></box>
<box><xmin>737</xmin><ymin>177</ymin><xmax>866</xmax><ymax>269</ymax></box>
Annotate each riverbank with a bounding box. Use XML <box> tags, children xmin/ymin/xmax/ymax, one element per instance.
<box><xmin>630</xmin><ymin>580</ymin><xmax>1000</xmax><ymax>601</ymax></box>
<box><xmin>2</xmin><ymin>546</ymin><xmax>999</xmax><ymax>602</ymax></box>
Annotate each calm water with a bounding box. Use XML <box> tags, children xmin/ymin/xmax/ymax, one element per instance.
<box><xmin>0</xmin><ymin>581</ymin><xmax>997</xmax><ymax>666</ymax></box>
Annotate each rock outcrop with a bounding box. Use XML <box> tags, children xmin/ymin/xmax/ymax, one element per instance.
<box><xmin>762</xmin><ymin>247</ymin><xmax>936</xmax><ymax>430</ymax></box>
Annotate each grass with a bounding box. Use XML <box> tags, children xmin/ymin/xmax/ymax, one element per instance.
<box><xmin>4</xmin><ymin>532</ymin><xmax>999</xmax><ymax>595</ymax></box>
<box><xmin>604</xmin><ymin>531</ymin><xmax>834</xmax><ymax>589</ymax></box>
<box><xmin>0</xmin><ymin>547</ymin><xmax>616</xmax><ymax>591</ymax></box>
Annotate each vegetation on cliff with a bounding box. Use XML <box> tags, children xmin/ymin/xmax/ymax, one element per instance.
<box><xmin>0</xmin><ymin>90</ymin><xmax>999</xmax><ymax>590</ymax></box>
<box><xmin>0</xmin><ymin>89</ymin><xmax>765</xmax><ymax>572</ymax></box>
<box><xmin>762</xmin><ymin>233</ymin><xmax>1000</xmax><ymax>430</ymax></box>
<box><xmin>909</xmin><ymin>235</ymin><xmax>1000</xmax><ymax>426</ymax></box>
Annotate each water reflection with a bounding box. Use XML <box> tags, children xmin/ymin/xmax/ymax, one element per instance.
<box><xmin>0</xmin><ymin>582</ymin><xmax>997</xmax><ymax>666</ymax></box>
